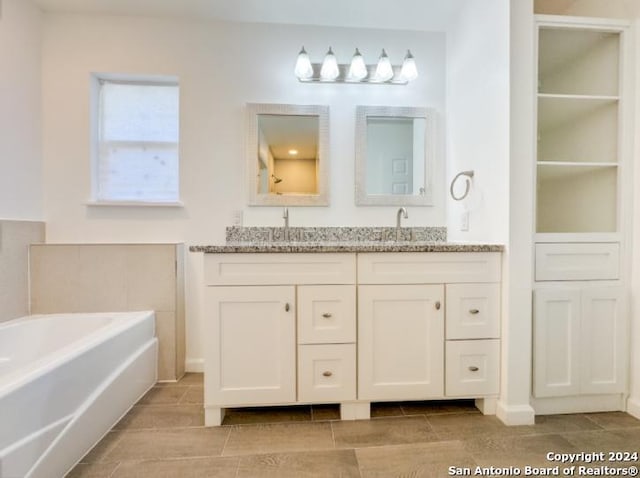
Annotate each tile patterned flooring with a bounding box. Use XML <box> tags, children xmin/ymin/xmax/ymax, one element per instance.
<box><xmin>68</xmin><ymin>373</ymin><xmax>640</xmax><ymax>477</ymax></box>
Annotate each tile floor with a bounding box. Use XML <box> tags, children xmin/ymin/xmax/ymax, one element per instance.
<box><xmin>68</xmin><ymin>373</ymin><xmax>640</xmax><ymax>477</ymax></box>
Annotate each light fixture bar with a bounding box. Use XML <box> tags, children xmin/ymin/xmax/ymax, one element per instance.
<box><xmin>294</xmin><ymin>47</ymin><xmax>418</xmax><ymax>85</ymax></box>
<box><xmin>298</xmin><ymin>64</ymin><xmax>409</xmax><ymax>85</ymax></box>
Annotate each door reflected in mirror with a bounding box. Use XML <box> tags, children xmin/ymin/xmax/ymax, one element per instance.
<box><xmin>356</xmin><ymin>106</ymin><xmax>435</xmax><ymax>206</ymax></box>
<box><xmin>257</xmin><ymin>115</ymin><xmax>319</xmax><ymax>195</ymax></box>
<box><xmin>247</xmin><ymin>104</ymin><xmax>329</xmax><ymax>206</ymax></box>
<box><xmin>366</xmin><ymin>116</ymin><xmax>427</xmax><ymax>196</ymax></box>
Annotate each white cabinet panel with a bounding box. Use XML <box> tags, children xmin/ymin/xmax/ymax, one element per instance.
<box><xmin>446</xmin><ymin>340</ymin><xmax>500</xmax><ymax>397</ymax></box>
<box><xmin>533</xmin><ymin>286</ymin><xmax>627</xmax><ymax>399</ymax></box>
<box><xmin>204</xmin><ymin>286</ymin><xmax>296</xmax><ymax>406</ymax></box>
<box><xmin>204</xmin><ymin>253</ymin><xmax>356</xmax><ymax>285</ymax></box>
<box><xmin>297</xmin><ymin>285</ymin><xmax>356</xmax><ymax>344</ymax></box>
<box><xmin>581</xmin><ymin>287</ymin><xmax>626</xmax><ymax>394</ymax></box>
<box><xmin>445</xmin><ymin>284</ymin><xmax>500</xmax><ymax>339</ymax></box>
<box><xmin>535</xmin><ymin>243</ymin><xmax>619</xmax><ymax>281</ymax></box>
<box><xmin>298</xmin><ymin>344</ymin><xmax>356</xmax><ymax>402</ymax></box>
<box><xmin>358</xmin><ymin>252</ymin><xmax>501</xmax><ymax>284</ymax></box>
<box><xmin>358</xmin><ymin>284</ymin><xmax>444</xmax><ymax>400</ymax></box>
<box><xmin>533</xmin><ymin>288</ymin><xmax>581</xmax><ymax>397</ymax></box>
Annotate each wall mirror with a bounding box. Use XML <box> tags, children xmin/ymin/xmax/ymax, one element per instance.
<box><xmin>355</xmin><ymin>106</ymin><xmax>435</xmax><ymax>206</ymax></box>
<box><xmin>247</xmin><ymin>103</ymin><xmax>329</xmax><ymax>206</ymax></box>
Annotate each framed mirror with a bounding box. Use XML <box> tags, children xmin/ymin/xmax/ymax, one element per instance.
<box><xmin>355</xmin><ymin>106</ymin><xmax>435</xmax><ymax>206</ymax></box>
<box><xmin>247</xmin><ymin>103</ymin><xmax>329</xmax><ymax>206</ymax></box>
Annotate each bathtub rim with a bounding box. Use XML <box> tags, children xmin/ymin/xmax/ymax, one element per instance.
<box><xmin>0</xmin><ymin>311</ymin><xmax>156</xmax><ymax>397</ymax></box>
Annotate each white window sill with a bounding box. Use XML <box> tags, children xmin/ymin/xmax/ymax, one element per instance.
<box><xmin>86</xmin><ymin>200</ymin><xmax>184</xmax><ymax>208</ymax></box>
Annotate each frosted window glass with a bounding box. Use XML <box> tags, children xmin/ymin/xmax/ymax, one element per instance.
<box><xmin>96</xmin><ymin>80</ymin><xmax>179</xmax><ymax>202</ymax></box>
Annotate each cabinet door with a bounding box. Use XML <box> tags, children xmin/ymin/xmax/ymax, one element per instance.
<box><xmin>533</xmin><ymin>288</ymin><xmax>581</xmax><ymax>397</ymax></box>
<box><xmin>581</xmin><ymin>287</ymin><xmax>626</xmax><ymax>394</ymax></box>
<box><xmin>358</xmin><ymin>284</ymin><xmax>444</xmax><ymax>400</ymax></box>
<box><xmin>204</xmin><ymin>286</ymin><xmax>296</xmax><ymax>406</ymax></box>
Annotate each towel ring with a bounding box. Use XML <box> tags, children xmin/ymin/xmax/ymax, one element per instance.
<box><xmin>450</xmin><ymin>170</ymin><xmax>474</xmax><ymax>201</ymax></box>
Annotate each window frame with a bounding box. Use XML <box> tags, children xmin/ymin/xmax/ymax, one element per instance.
<box><xmin>89</xmin><ymin>74</ymin><xmax>182</xmax><ymax>207</ymax></box>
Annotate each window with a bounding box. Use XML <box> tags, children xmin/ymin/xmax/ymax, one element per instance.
<box><xmin>93</xmin><ymin>77</ymin><xmax>179</xmax><ymax>203</ymax></box>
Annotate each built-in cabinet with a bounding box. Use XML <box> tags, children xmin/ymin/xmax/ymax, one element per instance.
<box><xmin>532</xmin><ymin>15</ymin><xmax>631</xmax><ymax>414</ymax></box>
<box><xmin>201</xmin><ymin>251</ymin><xmax>502</xmax><ymax>426</ymax></box>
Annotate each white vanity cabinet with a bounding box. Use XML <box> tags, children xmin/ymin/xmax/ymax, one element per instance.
<box><xmin>357</xmin><ymin>252</ymin><xmax>502</xmax><ymax>405</ymax></box>
<box><xmin>202</xmin><ymin>253</ymin><xmax>357</xmax><ymax>426</ymax></box>
<box><xmin>201</xmin><ymin>250</ymin><xmax>502</xmax><ymax>426</ymax></box>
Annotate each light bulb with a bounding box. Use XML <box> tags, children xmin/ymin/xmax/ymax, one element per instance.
<box><xmin>374</xmin><ymin>49</ymin><xmax>393</xmax><ymax>82</ymax></box>
<box><xmin>348</xmin><ymin>48</ymin><xmax>367</xmax><ymax>81</ymax></box>
<box><xmin>400</xmin><ymin>50</ymin><xmax>418</xmax><ymax>81</ymax></box>
<box><xmin>320</xmin><ymin>47</ymin><xmax>339</xmax><ymax>81</ymax></box>
<box><xmin>294</xmin><ymin>46</ymin><xmax>313</xmax><ymax>80</ymax></box>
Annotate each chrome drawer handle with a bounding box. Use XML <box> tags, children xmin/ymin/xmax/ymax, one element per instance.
<box><xmin>322</xmin><ymin>313</ymin><xmax>333</xmax><ymax>318</ymax></box>
<box><xmin>469</xmin><ymin>309</ymin><xmax>480</xmax><ymax>315</ymax></box>
<box><xmin>468</xmin><ymin>366</ymin><xmax>479</xmax><ymax>372</ymax></box>
<box><xmin>322</xmin><ymin>371</ymin><xmax>333</xmax><ymax>377</ymax></box>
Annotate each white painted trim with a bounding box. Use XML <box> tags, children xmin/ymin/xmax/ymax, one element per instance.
<box><xmin>495</xmin><ymin>401</ymin><xmax>535</xmax><ymax>426</ymax></box>
<box><xmin>627</xmin><ymin>397</ymin><xmax>640</xmax><ymax>420</ymax></box>
<box><xmin>532</xmin><ymin>394</ymin><xmax>625</xmax><ymax>415</ymax></box>
<box><xmin>86</xmin><ymin>201</ymin><xmax>184</xmax><ymax>208</ymax></box>
<box><xmin>185</xmin><ymin>358</ymin><xmax>203</xmax><ymax>373</ymax></box>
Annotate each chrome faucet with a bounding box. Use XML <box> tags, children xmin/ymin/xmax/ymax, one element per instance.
<box><xmin>396</xmin><ymin>207</ymin><xmax>408</xmax><ymax>241</ymax></box>
<box><xmin>283</xmin><ymin>207</ymin><xmax>290</xmax><ymax>241</ymax></box>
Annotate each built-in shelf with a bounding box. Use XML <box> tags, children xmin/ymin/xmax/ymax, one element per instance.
<box><xmin>538</xmin><ymin>27</ymin><xmax>619</xmax><ymax>97</ymax></box>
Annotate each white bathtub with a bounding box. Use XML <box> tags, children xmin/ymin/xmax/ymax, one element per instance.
<box><xmin>0</xmin><ymin>312</ymin><xmax>158</xmax><ymax>478</ymax></box>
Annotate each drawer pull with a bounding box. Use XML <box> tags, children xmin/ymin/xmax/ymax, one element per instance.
<box><xmin>469</xmin><ymin>309</ymin><xmax>480</xmax><ymax>315</ymax></box>
<box><xmin>285</xmin><ymin>303</ymin><xmax>290</xmax><ymax>312</ymax></box>
<box><xmin>322</xmin><ymin>313</ymin><xmax>333</xmax><ymax>318</ymax></box>
<box><xmin>435</xmin><ymin>301</ymin><xmax>441</xmax><ymax>310</ymax></box>
<box><xmin>468</xmin><ymin>366</ymin><xmax>479</xmax><ymax>372</ymax></box>
<box><xmin>322</xmin><ymin>371</ymin><xmax>333</xmax><ymax>377</ymax></box>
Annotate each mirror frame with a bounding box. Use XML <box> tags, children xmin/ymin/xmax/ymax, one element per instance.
<box><xmin>247</xmin><ymin>103</ymin><xmax>330</xmax><ymax>206</ymax></box>
<box><xmin>355</xmin><ymin>105</ymin><xmax>435</xmax><ymax>206</ymax></box>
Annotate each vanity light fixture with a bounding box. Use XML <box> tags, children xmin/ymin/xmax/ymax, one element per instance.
<box><xmin>295</xmin><ymin>46</ymin><xmax>418</xmax><ymax>85</ymax></box>
<box><xmin>374</xmin><ymin>49</ymin><xmax>394</xmax><ymax>82</ymax></box>
<box><xmin>320</xmin><ymin>47</ymin><xmax>340</xmax><ymax>81</ymax></box>
<box><xmin>294</xmin><ymin>47</ymin><xmax>313</xmax><ymax>80</ymax></box>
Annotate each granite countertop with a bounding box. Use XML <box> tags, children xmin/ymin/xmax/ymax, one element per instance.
<box><xmin>189</xmin><ymin>241</ymin><xmax>504</xmax><ymax>253</ymax></box>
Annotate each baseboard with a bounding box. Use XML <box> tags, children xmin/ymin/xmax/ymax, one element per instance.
<box><xmin>532</xmin><ymin>394</ymin><xmax>625</xmax><ymax>415</ymax></box>
<box><xmin>627</xmin><ymin>397</ymin><xmax>640</xmax><ymax>419</ymax></box>
<box><xmin>496</xmin><ymin>400</ymin><xmax>535</xmax><ymax>425</ymax></box>
<box><xmin>185</xmin><ymin>358</ymin><xmax>203</xmax><ymax>373</ymax></box>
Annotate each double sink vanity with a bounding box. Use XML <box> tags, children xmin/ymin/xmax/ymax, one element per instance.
<box><xmin>191</xmin><ymin>224</ymin><xmax>504</xmax><ymax>427</ymax></box>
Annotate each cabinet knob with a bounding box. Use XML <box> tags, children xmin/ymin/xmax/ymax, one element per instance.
<box><xmin>322</xmin><ymin>371</ymin><xmax>333</xmax><ymax>377</ymax></box>
<box><xmin>322</xmin><ymin>312</ymin><xmax>333</xmax><ymax>318</ymax></box>
<box><xmin>468</xmin><ymin>366</ymin><xmax>479</xmax><ymax>372</ymax></box>
<box><xmin>285</xmin><ymin>303</ymin><xmax>290</xmax><ymax>312</ymax></box>
<box><xmin>469</xmin><ymin>309</ymin><xmax>480</xmax><ymax>315</ymax></box>
<box><xmin>435</xmin><ymin>301</ymin><xmax>441</xmax><ymax>310</ymax></box>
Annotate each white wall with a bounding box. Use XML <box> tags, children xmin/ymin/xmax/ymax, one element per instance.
<box><xmin>40</xmin><ymin>13</ymin><xmax>447</xmax><ymax>367</ymax></box>
<box><xmin>0</xmin><ymin>0</ymin><xmax>43</xmax><ymax>220</ymax></box>
<box><xmin>446</xmin><ymin>0</ymin><xmax>510</xmax><ymax>244</ymax></box>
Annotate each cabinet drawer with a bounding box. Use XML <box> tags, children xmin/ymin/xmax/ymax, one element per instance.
<box><xmin>446</xmin><ymin>284</ymin><xmax>500</xmax><ymax>339</ymax></box>
<box><xmin>446</xmin><ymin>340</ymin><xmax>499</xmax><ymax>397</ymax></box>
<box><xmin>358</xmin><ymin>252</ymin><xmax>501</xmax><ymax>284</ymax></box>
<box><xmin>298</xmin><ymin>285</ymin><xmax>355</xmax><ymax>344</ymax></box>
<box><xmin>298</xmin><ymin>344</ymin><xmax>356</xmax><ymax>402</ymax></box>
<box><xmin>204</xmin><ymin>253</ymin><xmax>356</xmax><ymax>285</ymax></box>
<box><xmin>535</xmin><ymin>243</ymin><xmax>619</xmax><ymax>281</ymax></box>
